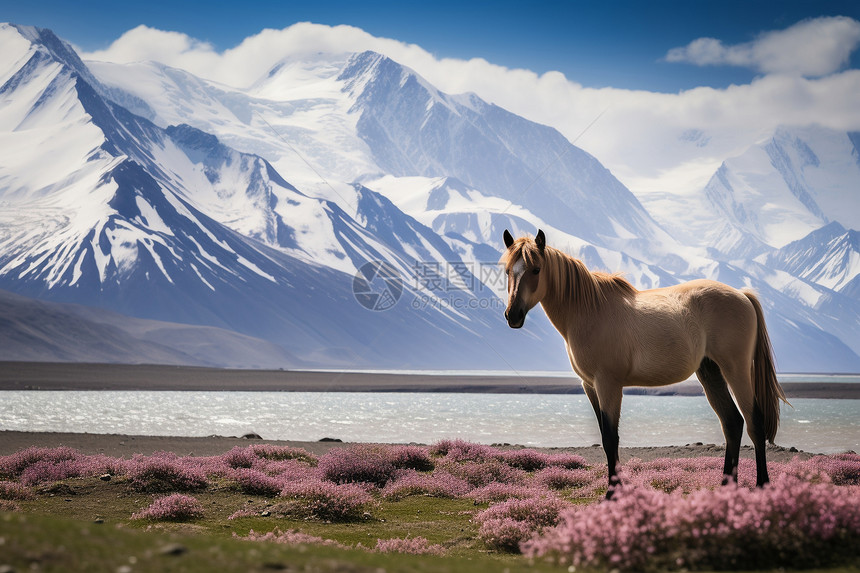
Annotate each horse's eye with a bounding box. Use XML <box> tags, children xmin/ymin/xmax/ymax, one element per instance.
<box><xmin>532</xmin><ymin>268</ymin><xmax>540</xmax><ymax>275</ymax></box>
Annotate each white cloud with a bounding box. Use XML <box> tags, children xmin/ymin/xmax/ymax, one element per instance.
<box><xmin>665</xmin><ymin>16</ymin><xmax>860</xmax><ymax>77</ymax></box>
<box><xmin>81</xmin><ymin>21</ymin><xmax>860</xmax><ymax>196</ymax></box>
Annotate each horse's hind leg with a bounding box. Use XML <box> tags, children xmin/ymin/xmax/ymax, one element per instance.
<box><xmin>720</xmin><ymin>361</ymin><xmax>770</xmax><ymax>487</ymax></box>
<box><xmin>697</xmin><ymin>357</ymin><xmax>744</xmax><ymax>484</ymax></box>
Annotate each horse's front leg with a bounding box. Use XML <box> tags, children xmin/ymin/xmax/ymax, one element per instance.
<box><xmin>595</xmin><ymin>380</ymin><xmax>623</xmax><ymax>499</ymax></box>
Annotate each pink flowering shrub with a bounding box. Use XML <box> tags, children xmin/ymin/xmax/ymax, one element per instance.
<box><xmin>386</xmin><ymin>445</ymin><xmax>434</xmax><ymax>471</ymax></box>
<box><xmin>276</xmin><ymin>479</ymin><xmax>374</xmax><ymax>521</ymax></box>
<box><xmin>543</xmin><ymin>452</ymin><xmax>588</xmax><ymax>469</ymax></box>
<box><xmin>494</xmin><ymin>449</ymin><xmax>587</xmax><ymax>471</ymax></box>
<box><xmin>19</xmin><ymin>459</ymin><xmax>81</xmax><ymax>485</ymax></box>
<box><xmin>429</xmin><ymin>439</ymin><xmax>496</xmax><ymax>462</ymax></box>
<box><xmin>79</xmin><ymin>453</ymin><xmax>128</xmax><ymax>478</ymax></box>
<box><xmin>478</xmin><ymin>495</ymin><xmax>570</xmax><ymax>525</ymax></box>
<box><xmin>258</xmin><ymin>458</ymin><xmax>321</xmax><ymax>481</ymax></box>
<box><xmin>533</xmin><ymin>466</ymin><xmax>598</xmax><ymax>491</ymax></box>
<box><xmin>802</xmin><ymin>453</ymin><xmax>860</xmax><ymax>485</ymax></box>
<box><xmin>495</xmin><ymin>449</ymin><xmax>552</xmax><ymax>471</ymax></box>
<box><xmin>0</xmin><ymin>446</ymin><xmax>79</xmax><ymax>478</ymax></box>
<box><xmin>622</xmin><ymin>457</ymin><xmax>724</xmax><ymax>492</ymax></box>
<box><xmin>436</xmin><ymin>458</ymin><xmax>526</xmax><ymax>488</ymax></box>
<box><xmin>0</xmin><ymin>446</ymin><xmax>90</xmax><ymax>485</ymax></box>
<box><xmin>222</xmin><ymin>446</ymin><xmax>257</xmax><ymax>469</ymax></box>
<box><xmin>524</xmin><ymin>474</ymin><xmax>860</xmax><ymax>570</ymax></box>
<box><xmin>466</xmin><ymin>483</ymin><xmax>547</xmax><ymax>504</ymax></box>
<box><xmin>374</xmin><ymin>536</ymin><xmax>445</xmax><ymax>555</ymax></box>
<box><xmin>0</xmin><ymin>481</ymin><xmax>33</xmax><ymax>500</ymax></box>
<box><xmin>236</xmin><ymin>528</ymin><xmax>348</xmax><ymax>549</ymax></box>
<box><xmin>223</xmin><ymin>445</ymin><xmax>317</xmax><ymax>470</ymax></box>
<box><xmin>478</xmin><ymin>518</ymin><xmax>536</xmax><ymax>553</ymax></box>
<box><xmin>250</xmin><ymin>444</ymin><xmax>317</xmax><ymax>464</ymax></box>
<box><xmin>229</xmin><ymin>468</ymin><xmax>284</xmax><ymax>496</ymax></box>
<box><xmin>318</xmin><ymin>445</ymin><xmax>396</xmax><ymax>487</ymax></box>
<box><xmin>381</xmin><ymin>469</ymin><xmax>472</xmax><ymax>500</ymax></box>
<box><xmin>127</xmin><ymin>453</ymin><xmax>207</xmax><ymax>492</ymax></box>
<box><xmin>131</xmin><ymin>493</ymin><xmax>204</xmax><ymax>521</ymax></box>
<box><xmin>475</xmin><ymin>496</ymin><xmax>571</xmax><ymax>552</ymax></box>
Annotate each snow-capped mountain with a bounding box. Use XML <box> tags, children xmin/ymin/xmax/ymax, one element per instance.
<box><xmin>760</xmin><ymin>222</ymin><xmax>859</xmax><ymax>294</ymax></box>
<box><xmin>0</xmin><ymin>23</ymin><xmax>567</xmax><ymax>370</ymax></box>
<box><xmin>0</xmin><ymin>23</ymin><xmax>857</xmax><ymax>373</ymax></box>
<box><xmin>339</xmin><ymin>52</ymin><xmax>674</xmax><ymax>255</ymax></box>
<box><xmin>92</xmin><ymin>50</ymin><xmax>676</xmax><ymax>261</ymax></box>
<box><xmin>665</xmin><ymin>126</ymin><xmax>860</xmax><ymax>260</ymax></box>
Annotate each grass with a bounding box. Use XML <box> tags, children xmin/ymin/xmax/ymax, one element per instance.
<box><xmin>0</xmin><ymin>474</ymin><xmax>556</xmax><ymax>572</ymax></box>
<box><xmin>0</xmin><ymin>444</ymin><xmax>858</xmax><ymax>572</ymax></box>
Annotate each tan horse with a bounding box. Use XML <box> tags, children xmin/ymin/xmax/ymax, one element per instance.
<box><xmin>501</xmin><ymin>229</ymin><xmax>787</xmax><ymax>494</ymax></box>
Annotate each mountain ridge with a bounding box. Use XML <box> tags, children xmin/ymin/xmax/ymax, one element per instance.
<box><xmin>0</xmin><ymin>23</ymin><xmax>857</xmax><ymax>373</ymax></box>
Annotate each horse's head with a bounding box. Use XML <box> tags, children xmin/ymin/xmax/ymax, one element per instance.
<box><xmin>501</xmin><ymin>229</ymin><xmax>547</xmax><ymax>328</ymax></box>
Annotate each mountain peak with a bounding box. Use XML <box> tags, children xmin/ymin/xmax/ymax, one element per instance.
<box><xmin>338</xmin><ymin>50</ymin><xmax>388</xmax><ymax>81</ymax></box>
<box><xmin>9</xmin><ymin>23</ymin><xmax>103</xmax><ymax>90</ymax></box>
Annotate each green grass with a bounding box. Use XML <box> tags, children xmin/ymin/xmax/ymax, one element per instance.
<box><xmin>0</xmin><ymin>475</ymin><xmax>558</xmax><ymax>572</ymax></box>
<box><xmin>2</xmin><ymin>470</ymin><xmax>858</xmax><ymax>573</ymax></box>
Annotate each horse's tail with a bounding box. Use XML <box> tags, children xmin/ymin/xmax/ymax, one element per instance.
<box><xmin>743</xmin><ymin>289</ymin><xmax>787</xmax><ymax>443</ymax></box>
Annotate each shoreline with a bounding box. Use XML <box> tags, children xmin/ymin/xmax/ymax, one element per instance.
<box><xmin>0</xmin><ymin>430</ymin><xmax>821</xmax><ymax>463</ymax></box>
<box><xmin>1</xmin><ymin>361</ymin><xmax>858</xmax><ymax>399</ymax></box>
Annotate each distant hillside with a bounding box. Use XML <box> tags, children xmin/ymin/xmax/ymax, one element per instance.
<box><xmin>0</xmin><ymin>289</ymin><xmax>300</xmax><ymax>368</ymax></box>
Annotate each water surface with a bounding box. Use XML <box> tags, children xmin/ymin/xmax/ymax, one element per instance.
<box><xmin>1</xmin><ymin>391</ymin><xmax>856</xmax><ymax>453</ymax></box>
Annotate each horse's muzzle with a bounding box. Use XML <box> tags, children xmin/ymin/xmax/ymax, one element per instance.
<box><xmin>505</xmin><ymin>308</ymin><xmax>526</xmax><ymax>329</ymax></box>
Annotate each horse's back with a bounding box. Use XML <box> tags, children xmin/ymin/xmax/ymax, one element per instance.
<box><xmin>626</xmin><ymin>279</ymin><xmax>755</xmax><ymax>385</ymax></box>
<box><xmin>671</xmin><ymin>279</ymin><xmax>758</xmax><ymax>366</ymax></box>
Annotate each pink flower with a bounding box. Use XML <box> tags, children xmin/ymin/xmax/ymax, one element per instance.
<box><xmin>374</xmin><ymin>536</ymin><xmax>445</xmax><ymax>555</ymax></box>
<box><xmin>131</xmin><ymin>494</ymin><xmax>204</xmax><ymax>521</ymax></box>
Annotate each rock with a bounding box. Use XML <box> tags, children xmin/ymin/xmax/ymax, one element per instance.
<box><xmin>158</xmin><ymin>543</ymin><xmax>187</xmax><ymax>556</ymax></box>
<box><xmin>319</xmin><ymin>437</ymin><xmax>343</xmax><ymax>442</ymax></box>
<box><xmin>99</xmin><ymin>474</ymin><xmax>112</xmax><ymax>481</ymax></box>
<box><xmin>242</xmin><ymin>432</ymin><xmax>263</xmax><ymax>440</ymax></box>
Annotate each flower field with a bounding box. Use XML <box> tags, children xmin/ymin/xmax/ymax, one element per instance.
<box><xmin>0</xmin><ymin>439</ymin><xmax>857</xmax><ymax>571</ymax></box>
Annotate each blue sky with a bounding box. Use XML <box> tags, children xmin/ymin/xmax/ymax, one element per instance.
<box><xmin>4</xmin><ymin>0</ymin><xmax>859</xmax><ymax>92</ymax></box>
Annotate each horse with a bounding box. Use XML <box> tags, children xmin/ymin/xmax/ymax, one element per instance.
<box><xmin>501</xmin><ymin>229</ymin><xmax>787</xmax><ymax>494</ymax></box>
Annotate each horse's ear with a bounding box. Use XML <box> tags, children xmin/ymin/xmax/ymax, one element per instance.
<box><xmin>503</xmin><ymin>229</ymin><xmax>514</xmax><ymax>249</ymax></box>
<box><xmin>535</xmin><ymin>229</ymin><xmax>546</xmax><ymax>252</ymax></box>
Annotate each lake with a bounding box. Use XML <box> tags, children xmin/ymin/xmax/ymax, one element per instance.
<box><xmin>1</xmin><ymin>391</ymin><xmax>857</xmax><ymax>454</ymax></box>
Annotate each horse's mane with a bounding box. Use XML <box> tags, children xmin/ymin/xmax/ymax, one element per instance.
<box><xmin>502</xmin><ymin>238</ymin><xmax>636</xmax><ymax>313</ymax></box>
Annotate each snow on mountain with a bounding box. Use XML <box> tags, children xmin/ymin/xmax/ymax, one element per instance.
<box><xmin>635</xmin><ymin>126</ymin><xmax>860</xmax><ymax>261</ymax></box>
<box><xmin>91</xmin><ymin>50</ymin><xmax>677</xmax><ymax>261</ymax></box>
<box><xmin>340</xmin><ymin>52</ymin><xmax>677</xmax><ymax>259</ymax></box>
<box><xmin>0</xmin><ymin>23</ymin><xmax>568</xmax><ymax>371</ymax></box>
<box><xmin>0</xmin><ymin>23</ymin><xmax>857</xmax><ymax>373</ymax></box>
<box><xmin>704</xmin><ymin>126</ymin><xmax>860</xmax><ymax>257</ymax></box>
<box><xmin>87</xmin><ymin>55</ymin><xmax>377</xmax><ymax>199</ymax></box>
<box><xmin>760</xmin><ymin>222</ymin><xmax>859</xmax><ymax>294</ymax></box>
<box><xmin>365</xmin><ymin>174</ymin><xmax>681</xmax><ymax>289</ymax></box>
